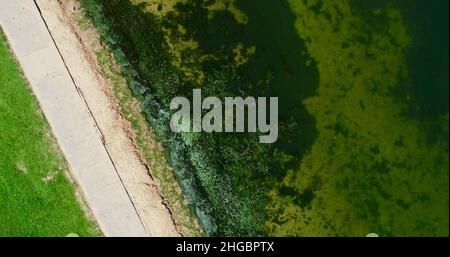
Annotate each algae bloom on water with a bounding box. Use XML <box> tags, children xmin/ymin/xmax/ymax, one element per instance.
<box><xmin>80</xmin><ymin>0</ymin><xmax>449</xmax><ymax>236</ymax></box>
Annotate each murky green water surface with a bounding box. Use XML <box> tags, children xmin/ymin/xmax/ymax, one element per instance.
<box><xmin>83</xmin><ymin>0</ymin><xmax>448</xmax><ymax>236</ymax></box>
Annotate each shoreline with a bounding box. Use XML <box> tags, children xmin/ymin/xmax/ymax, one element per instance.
<box><xmin>36</xmin><ymin>0</ymin><xmax>202</xmax><ymax>236</ymax></box>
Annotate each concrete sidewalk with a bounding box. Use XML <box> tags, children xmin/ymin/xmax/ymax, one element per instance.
<box><xmin>0</xmin><ymin>0</ymin><xmax>148</xmax><ymax>237</ymax></box>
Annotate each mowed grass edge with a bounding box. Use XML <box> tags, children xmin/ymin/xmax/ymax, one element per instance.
<box><xmin>0</xmin><ymin>30</ymin><xmax>100</xmax><ymax>237</ymax></box>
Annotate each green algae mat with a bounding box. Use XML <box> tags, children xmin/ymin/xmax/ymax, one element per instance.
<box><xmin>0</xmin><ymin>31</ymin><xmax>99</xmax><ymax>236</ymax></box>
<box><xmin>80</xmin><ymin>0</ymin><xmax>449</xmax><ymax>236</ymax></box>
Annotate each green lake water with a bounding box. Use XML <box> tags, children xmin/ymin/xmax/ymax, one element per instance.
<box><xmin>83</xmin><ymin>0</ymin><xmax>449</xmax><ymax>236</ymax></box>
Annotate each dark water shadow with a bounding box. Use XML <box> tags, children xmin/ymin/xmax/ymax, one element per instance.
<box><xmin>235</xmin><ymin>0</ymin><xmax>319</xmax><ymax>178</ymax></box>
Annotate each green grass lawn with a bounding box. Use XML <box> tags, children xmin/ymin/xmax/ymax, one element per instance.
<box><xmin>0</xmin><ymin>31</ymin><xmax>100</xmax><ymax>237</ymax></box>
